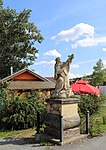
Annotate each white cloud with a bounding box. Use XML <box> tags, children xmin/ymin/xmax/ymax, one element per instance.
<box><xmin>51</xmin><ymin>23</ymin><xmax>94</xmax><ymax>42</ymax></box>
<box><xmin>72</xmin><ymin>37</ymin><xmax>96</xmax><ymax>48</ymax></box>
<box><xmin>102</xmin><ymin>48</ymin><xmax>106</xmax><ymax>51</ymax></box>
<box><xmin>72</xmin><ymin>36</ymin><xmax>106</xmax><ymax>49</ymax></box>
<box><xmin>43</xmin><ymin>49</ymin><xmax>61</xmax><ymax>57</ymax></box>
<box><xmin>34</xmin><ymin>60</ymin><xmax>55</xmax><ymax>66</ymax></box>
<box><xmin>69</xmin><ymin>73</ymin><xmax>82</xmax><ymax>79</ymax></box>
<box><xmin>71</xmin><ymin>64</ymin><xmax>79</xmax><ymax>68</ymax></box>
<box><xmin>51</xmin><ymin>22</ymin><xmax>106</xmax><ymax>49</ymax></box>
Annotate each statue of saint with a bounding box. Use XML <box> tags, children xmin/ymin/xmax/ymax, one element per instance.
<box><xmin>52</xmin><ymin>54</ymin><xmax>74</xmax><ymax>99</ymax></box>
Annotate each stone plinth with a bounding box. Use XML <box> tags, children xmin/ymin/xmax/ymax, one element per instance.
<box><xmin>45</xmin><ymin>98</ymin><xmax>80</xmax><ymax>144</ymax></box>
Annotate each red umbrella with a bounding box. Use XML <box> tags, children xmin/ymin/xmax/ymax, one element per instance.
<box><xmin>71</xmin><ymin>80</ymin><xmax>100</xmax><ymax>95</ymax></box>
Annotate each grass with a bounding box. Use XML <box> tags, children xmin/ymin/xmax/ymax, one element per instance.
<box><xmin>80</xmin><ymin>106</ymin><xmax>106</xmax><ymax>136</ymax></box>
<box><xmin>97</xmin><ymin>106</ymin><xmax>106</xmax><ymax>132</ymax></box>
<box><xmin>88</xmin><ymin>106</ymin><xmax>106</xmax><ymax>136</ymax></box>
<box><xmin>0</xmin><ymin>128</ymin><xmax>36</xmax><ymax>139</ymax></box>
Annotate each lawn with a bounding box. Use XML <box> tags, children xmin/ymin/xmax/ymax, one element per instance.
<box><xmin>0</xmin><ymin>128</ymin><xmax>36</xmax><ymax>139</ymax></box>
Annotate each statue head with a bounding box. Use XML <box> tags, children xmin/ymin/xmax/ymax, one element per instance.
<box><xmin>55</xmin><ymin>57</ymin><xmax>61</xmax><ymax>63</ymax></box>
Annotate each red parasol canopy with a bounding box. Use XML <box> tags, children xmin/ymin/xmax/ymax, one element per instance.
<box><xmin>71</xmin><ymin>80</ymin><xmax>100</xmax><ymax>95</ymax></box>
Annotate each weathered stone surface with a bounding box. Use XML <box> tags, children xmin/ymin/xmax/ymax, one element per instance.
<box><xmin>52</xmin><ymin>54</ymin><xmax>74</xmax><ymax>99</ymax></box>
<box><xmin>63</xmin><ymin>116</ymin><xmax>80</xmax><ymax>129</ymax></box>
<box><xmin>45</xmin><ymin>113</ymin><xmax>80</xmax><ymax>130</ymax></box>
<box><xmin>45</xmin><ymin>126</ymin><xmax>60</xmax><ymax>139</ymax></box>
<box><xmin>45</xmin><ymin>113</ymin><xmax>60</xmax><ymax>129</ymax></box>
<box><xmin>63</xmin><ymin>127</ymin><xmax>80</xmax><ymax>140</ymax></box>
<box><xmin>46</xmin><ymin>97</ymin><xmax>79</xmax><ymax>104</ymax></box>
<box><xmin>44</xmin><ymin>126</ymin><xmax>80</xmax><ymax>140</ymax></box>
<box><xmin>46</xmin><ymin>97</ymin><xmax>80</xmax><ymax>116</ymax></box>
<box><xmin>45</xmin><ymin>97</ymin><xmax>81</xmax><ymax>144</ymax></box>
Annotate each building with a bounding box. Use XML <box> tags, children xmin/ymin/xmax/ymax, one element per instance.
<box><xmin>1</xmin><ymin>68</ymin><xmax>55</xmax><ymax>99</ymax></box>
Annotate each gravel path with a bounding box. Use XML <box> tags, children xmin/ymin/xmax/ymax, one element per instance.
<box><xmin>0</xmin><ymin>133</ymin><xmax>106</xmax><ymax>150</ymax></box>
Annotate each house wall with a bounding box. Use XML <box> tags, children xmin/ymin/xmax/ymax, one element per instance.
<box><xmin>12</xmin><ymin>72</ymin><xmax>42</xmax><ymax>81</ymax></box>
<box><xmin>6</xmin><ymin>89</ymin><xmax>51</xmax><ymax>101</ymax></box>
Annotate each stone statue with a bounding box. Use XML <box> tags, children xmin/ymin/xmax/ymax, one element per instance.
<box><xmin>51</xmin><ymin>54</ymin><xmax>74</xmax><ymax>99</ymax></box>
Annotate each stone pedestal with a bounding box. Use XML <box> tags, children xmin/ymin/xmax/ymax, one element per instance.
<box><xmin>45</xmin><ymin>98</ymin><xmax>80</xmax><ymax>144</ymax></box>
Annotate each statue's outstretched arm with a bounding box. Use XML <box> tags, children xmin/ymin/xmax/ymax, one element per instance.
<box><xmin>66</xmin><ymin>54</ymin><xmax>74</xmax><ymax>65</ymax></box>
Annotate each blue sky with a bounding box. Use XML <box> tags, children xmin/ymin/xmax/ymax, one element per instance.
<box><xmin>3</xmin><ymin>0</ymin><xmax>106</xmax><ymax>78</ymax></box>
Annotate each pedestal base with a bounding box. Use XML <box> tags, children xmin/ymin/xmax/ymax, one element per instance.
<box><xmin>40</xmin><ymin>130</ymin><xmax>87</xmax><ymax>145</ymax></box>
<box><xmin>45</xmin><ymin>98</ymin><xmax>81</xmax><ymax>144</ymax></box>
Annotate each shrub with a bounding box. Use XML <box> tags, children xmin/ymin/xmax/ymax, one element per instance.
<box><xmin>0</xmin><ymin>87</ymin><xmax>8</xmax><ymax>129</ymax></box>
<box><xmin>79</xmin><ymin>93</ymin><xmax>105</xmax><ymax>136</ymax></box>
<box><xmin>90</xmin><ymin>117</ymin><xmax>102</xmax><ymax>137</ymax></box>
<box><xmin>0</xmin><ymin>87</ymin><xmax>7</xmax><ymax>112</ymax></box>
<box><xmin>0</xmin><ymin>91</ymin><xmax>46</xmax><ymax>130</ymax></box>
<box><xmin>80</xmin><ymin>115</ymin><xmax>86</xmax><ymax>134</ymax></box>
<box><xmin>102</xmin><ymin>115</ymin><xmax>106</xmax><ymax>124</ymax></box>
<box><xmin>80</xmin><ymin>115</ymin><xmax>103</xmax><ymax>136</ymax></box>
<box><xmin>79</xmin><ymin>93</ymin><xmax>104</xmax><ymax>115</ymax></box>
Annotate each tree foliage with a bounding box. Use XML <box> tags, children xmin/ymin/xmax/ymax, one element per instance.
<box><xmin>92</xmin><ymin>59</ymin><xmax>106</xmax><ymax>86</ymax></box>
<box><xmin>0</xmin><ymin>85</ymin><xmax>7</xmax><ymax>114</ymax></box>
<box><xmin>0</xmin><ymin>0</ymin><xmax>3</xmax><ymax>7</ymax></box>
<box><xmin>82</xmin><ymin>74</ymin><xmax>89</xmax><ymax>81</ymax></box>
<box><xmin>0</xmin><ymin>4</ymin><xmax>43</xmax><ymax>79</ymax></box>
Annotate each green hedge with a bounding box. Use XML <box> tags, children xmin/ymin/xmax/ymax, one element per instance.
<box><xmin>79</xmin><ymin>93</ymin><xmax>105</xmax><ymax>115</ymax></box>
<box><xmin>0</xmin><ymin>90</ymin><xmax>46</xmax><ymax>130</ymax></box>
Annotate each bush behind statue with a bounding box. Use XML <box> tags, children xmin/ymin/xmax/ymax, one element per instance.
<box><xmin>79</xmin><ymin>93</ymin><xmax>105</xmax><ymax>115</ymax></box>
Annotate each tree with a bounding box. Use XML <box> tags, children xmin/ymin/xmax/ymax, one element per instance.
<box><xmin>82</xmin><ymin>74</ymin><xmax>89</xmax><ymax>81</ymax></box>
<box><xmin>0</xmin><ymin>0</ymin><xmax>3</xmax><ymax>7</ymax></box>
<box><xmin>0</xmin><ymin>4</ymin><xmax>43</xmax><ymax>79</ymax></box>
<box><xmin>92</xmin><ymin>59</ymin><xmax>105</xmax><ymax>86</ymax></box>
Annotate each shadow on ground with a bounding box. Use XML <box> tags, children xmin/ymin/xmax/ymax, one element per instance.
<box><xmin>0</xmin><ymin>135</ymin><xmax>54</xmax><ymax>149</ymax></box>
<box><xmin>0</xmin><ymin>137</ymin><xmax>36</xmax><ymax>145</ymax></box>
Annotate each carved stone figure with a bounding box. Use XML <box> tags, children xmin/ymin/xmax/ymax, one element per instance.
<box><xmin>51</xmin><ymin>54</ymin><xmax>74</xmax><ymax>98</ymax></box>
